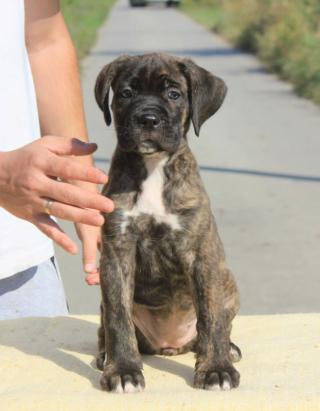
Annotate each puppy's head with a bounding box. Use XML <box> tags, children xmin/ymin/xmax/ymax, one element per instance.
<box><xmin>95</xmin><ymin>53</ymin><xmax>227</xmax><ymax>155</ymax></box>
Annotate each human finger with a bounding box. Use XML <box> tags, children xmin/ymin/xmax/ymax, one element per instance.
<box><xmin>45</xmin><ymin>155</ymin><xmax>108</xmax><ymax>185</ymax></box>
<box><xmin>41</xmin><ymin>136</ymin><xmax>98</xmax><ymax>157</ymax></box>
<box><xmin>85</xmin><ymin>271</ymin><xmax>100</xmax><ymax>286</ymax></box>
<box><xmin>81</xmin><ymin>228</ymin><xmax>100</xmax><ymax>274</ymax></box>
<box><xmin>34</xmin><ymin>213</ymin><xmax>78</xmax><ymax>254</ymax></box>
<box><xmin>41</xmin><ymin>199</ymin><xmax>105</xmax><ymax>226</ymax></box>
<box><xmin>44</xmin><ymin>179</ymin><xmax>114</xmax><ymax>213</ymax></box>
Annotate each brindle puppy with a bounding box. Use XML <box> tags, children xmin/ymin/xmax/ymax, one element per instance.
<box><xmin>95</xmin><ymin>53</ymin><xmax>241</xmax><ymax>393</ymax></box>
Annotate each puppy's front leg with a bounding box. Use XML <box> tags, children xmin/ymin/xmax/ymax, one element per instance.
<box><xmin>99</xmin><ymin>241</ymin><xmax>145</xmax><ymax>393</ymax></box>
<box><xmin>191</xmin><ymin>253</ymin><xmax>240</xmax><ymax>391</ymax></box>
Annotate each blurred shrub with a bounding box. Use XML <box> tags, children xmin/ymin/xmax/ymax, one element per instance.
<box><xmin>61</xmin><ymin>0</ymin><xmax>116</xmax><ymax>59</ymax></box>
<box><xmin>183</xmin><ymin>0</ymin><xmax>320</xmax><ymax>104</ymax></box>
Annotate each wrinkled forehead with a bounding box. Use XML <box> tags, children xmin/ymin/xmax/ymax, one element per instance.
<box><xmin>114</xmin><ymin>54</ymin><xmax>187</xmax><ymax>91</ymax></box>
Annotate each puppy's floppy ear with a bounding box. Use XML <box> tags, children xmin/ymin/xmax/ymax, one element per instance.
<box><xmin>95</xmin><ymin>55</ymin><xmax>131</xmax><ymax>126</ymax></box>
<box><xmin>179</xmin><ymin>59</ymin><xmax>227</xmax><ymax>136</ymax></box>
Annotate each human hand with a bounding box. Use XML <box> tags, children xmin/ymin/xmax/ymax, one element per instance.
<box><xmin>0</xmin><ymin>136</ymin><xmax>113</xmax><ymax>254</ymax></box>
<box><xmin>75</xmin><ymin>223</ymin><xmax>101</xmax><ymax>286</ymax></box>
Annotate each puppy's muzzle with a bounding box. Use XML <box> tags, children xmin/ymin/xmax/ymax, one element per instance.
<box><xmin>133</xmin><ymin>108</ymin><xmax>165</xmax><ymax>154</ymax></box>
<box><xmin>138</xmin><ymin>139</ymin><xmax>160</xmax><ymax>154</ymax></box>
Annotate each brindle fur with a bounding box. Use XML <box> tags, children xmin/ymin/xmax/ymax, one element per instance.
<box><xmin>95</xmin><ymin>53</ymin><xmax>241</xmax><ymax>392</ymax></box>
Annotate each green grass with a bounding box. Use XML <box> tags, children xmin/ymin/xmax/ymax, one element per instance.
<box><xmin>181</xmin><ymin>1</ymin><xmax>223</xmax><ymax>30</ymax></box>
<box><xmin>181</xmin><ymin>0</ymin><xmax>320</xmax><ymax>105</ymax></box>
<box><xmin>61</xmin><ymin>0</ymin><xmax>116</xmax><ymax>60</ymax></box>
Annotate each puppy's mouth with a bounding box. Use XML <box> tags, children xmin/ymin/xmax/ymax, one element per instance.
<box><xmin>137</xmin><ymin>140</ymin><xmax>162</xmax><ymax>155</ymax></box>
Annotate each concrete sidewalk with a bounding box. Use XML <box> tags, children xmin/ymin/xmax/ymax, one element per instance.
<box><xmin>56</xmin><ymin>0</ymin><xmax>320</xmax><ymax>315</ymax></box>
<box><xmin>0</xmin><ymin>314</ymin><xmax>319</xmax><ymax>410</ymax></box>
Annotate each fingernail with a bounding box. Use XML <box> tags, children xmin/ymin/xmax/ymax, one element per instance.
<box><xmin>85</xmin><ymin>278</ymin><xmax>99</xmax><ymax>286</ymax></box>
<box><xmin>88</xmin><ymin>142</ymin><xmax>98</xmax><ymax>151</ymax></box>
<box><xmin>74</xmin><ymin>138</ymin><xmax>95</xmax><ymax>146</ymax></box>
<box><xmin>66</xmin><ymin>241</ymin><xmax>78</xmax><ymax>254</ymax></box>
<box><xmin>103</xmin><ymin>200</ymin><xmax>114</xmax><ymax>213</ymax></box>
<box><xmin>94</xmin><ymin>214</ymin><xmax>104</xmax><ymax>225</ymax></box>
<box><xmin>97</xmin><ymin>171</ymin><xmax>108</xmax><ymax>184</ymax></box>
<box><xmin>70</xmin><ymin>245</ymin><xmax>78</xmax><ymax>255</ymax></box>
<box><xmin>72</xmin><ymin>138</ymin><xmax>85</xmax><ymax>145</ymax></box>
<box><xmin>85</xmin><ymin>263</ymin><xmax>96</xmax><ymax>273</ymax></box>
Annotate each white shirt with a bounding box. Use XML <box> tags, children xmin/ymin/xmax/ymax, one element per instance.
<box><xmin>0</xmin><ymin>1</ymin><xmax>54</xmax><ymax>279</ymax></box>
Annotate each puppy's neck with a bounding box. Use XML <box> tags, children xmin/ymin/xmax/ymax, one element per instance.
<box><xmin>120</xmin><ymin>150</ymin><xmax>181</xmax><ymax>232</ymax></box>
<box><xmin>142</xmin><ymin>151</ymin><xmax>168</xmax><ymax>175</ymax></box>
<box><xmin>133</xmin><ymin>152</ymin><xmax>168</xmax><ymax>217</ymax></box>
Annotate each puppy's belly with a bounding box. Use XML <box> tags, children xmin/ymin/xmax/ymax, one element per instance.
<box><xmin>133</xmin><ymin>304</ymin><xmax>197</xmax><ymax>350</ymax></box>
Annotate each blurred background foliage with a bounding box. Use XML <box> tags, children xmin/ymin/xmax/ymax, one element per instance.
<box><xmin>61</xmin><ymin>0</ymin><xmax>116</xmax><ymax>59</ymax></box>
<box><xmin>182</xmin><ymin>0</ymin><xmax>320</xmax><ymax>104</ymax></box>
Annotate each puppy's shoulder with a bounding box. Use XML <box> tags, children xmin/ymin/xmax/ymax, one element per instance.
<box><xmin>165</xmin><ymin>144</ymin><xmax>207</xmax><ymax>208</ymax></box>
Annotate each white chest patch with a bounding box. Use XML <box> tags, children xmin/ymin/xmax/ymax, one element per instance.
<box><xmin>121</xmin><ymin>154</ymin><xmax>181</xmax><ymax>233</ymax></box>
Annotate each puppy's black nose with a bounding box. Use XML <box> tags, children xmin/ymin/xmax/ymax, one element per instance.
<box><xmin>138</xmin><ymin>113</ymin><xmax>160</xmax><ymax>129</ymax></box>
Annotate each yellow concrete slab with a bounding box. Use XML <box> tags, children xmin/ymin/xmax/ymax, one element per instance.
<box><xmin>0</xmin><ymin>314</ymin><xmax>319</xmax><ymax>411</ymax></box>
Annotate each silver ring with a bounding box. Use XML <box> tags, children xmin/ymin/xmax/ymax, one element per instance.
<box><xmin>44</xmin><ymin>199</ymin><xmax>54</xmax><ymax>215</ymax></box>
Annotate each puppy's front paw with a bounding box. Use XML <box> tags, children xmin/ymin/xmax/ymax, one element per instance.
<box><xmin>194</xmin><ymin>362</ymin><xmax>240</xmax><ymax>391</ymax></box>
<box><xmin>100</xmin><ymin>363</ymin><xmax>145</xmax><ymax>393</ymax></box>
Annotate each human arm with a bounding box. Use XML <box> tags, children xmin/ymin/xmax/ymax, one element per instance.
<box><xmin>21</xmin><ymin>1</ymin><xmax>108</xmax><ymax>278</ymax></box>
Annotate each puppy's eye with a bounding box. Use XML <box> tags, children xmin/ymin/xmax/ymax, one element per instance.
<box><xmin>168</xmin><ymin>90</ymin><xmax>180</xmax><ymax>100</ymax></box>
<box><xmin>120</xmin><ymin>88</ymin><xmax>133</xmax><ymax>99</ymax></box>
